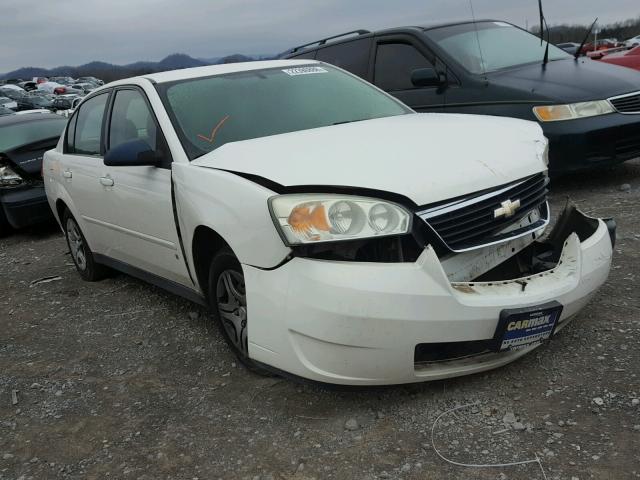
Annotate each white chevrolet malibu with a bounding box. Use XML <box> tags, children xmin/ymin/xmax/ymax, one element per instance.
<box><xmin>43</xmin><ymin>60</ymin><xmax>615</xmax><ymax>385</ymax></box>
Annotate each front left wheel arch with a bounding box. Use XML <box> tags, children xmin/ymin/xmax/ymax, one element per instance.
<box><xmin>191</xmin><ymin>225</ymin><xmax>234</xmax><ymax>300</ymax></box>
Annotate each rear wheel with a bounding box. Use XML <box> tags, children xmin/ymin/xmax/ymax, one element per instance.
<box><xmin>63</xmin><ymin>210</ymin><xmax>109</xmax><ymax>281</ymax></box>
<box><xmin>207</xmin><ymin>248</ymin><xmax>272</xmax><ymax>375</ymax></box>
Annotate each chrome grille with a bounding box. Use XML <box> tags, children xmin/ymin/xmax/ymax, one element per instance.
<box><xmin>417</xmin><ymin>173</ymin><xmax>549</xmax><ymax>252</ymax></box>
<box><xmin>609</xmin><ymin>91</ymin><xmax>640</xmax><ymax>114</ymax></box>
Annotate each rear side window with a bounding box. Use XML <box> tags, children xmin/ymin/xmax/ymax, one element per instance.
<box><xmin>315</xmin><ymin>38</ymin><xmax>372</xmax><ymax>77</ymax></box>
<box><xmin>65</xmin><ymin>113</ymin><xmax>78</xmax><ymax>152</ymax></box>
<box><xmin>374</xmin><ymin>43</ymin><xmax>434</xmax><ymax>91</ymax></box>
<box><xmin>108</xmin><ymin>89</ymin><xmax>158</xmax><ymax>152</ymax></box>
<box><xmin>73</xmin><ymin>93</ymin><xmax>108</xmax><ymax>156</ymax></box>
<box><xmin>289</xmin><ymin>50</ymin><xmax>317</xmax><ymax>60</ymax></box>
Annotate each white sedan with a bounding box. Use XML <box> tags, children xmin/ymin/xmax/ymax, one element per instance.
<box><xmin>43</xmin><ymin>60</ymin><xmax>614</xmax><ymax>385</ymax></box>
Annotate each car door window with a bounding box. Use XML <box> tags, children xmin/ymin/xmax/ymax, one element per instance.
<box><xmin>73</xmin><ymin>93</ymin><xmax>108</xmax><ymax>155</ymax></box>
<box><xmin>64</xmin><ymin>112</ymin><xmax>79</xmax><ymax>153</ymax></box>
<box><xmin>108</xmin><ymin>89</ymin><xmax>158</xmax><ymax>152</ymax></box>
<box><xmin>374</xmin><ymin>43</ymin><xmax>434</xmax><ymax>91</ymax></box>
<box><xmin>315</xmin><ymin>38</ymin><xmax>372</xmax><ymax>77</ymax></box>
<box><xmin>290</xmin><ymin>50</ymin><xmax>317</xmax><ymax>60</ymax></box>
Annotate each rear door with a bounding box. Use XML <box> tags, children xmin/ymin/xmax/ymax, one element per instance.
<box><xmin>58</xmin><ymin>91</ymin><xmax>114</xmax><ymax>254</ymax></box>
<box><xmin>372</xmin><ymin>34</ymin><xmax>448</xmax><ymax>110</ymax></box>
<box><xmin>100</xmin><ymin>86</ymin><xmax>191</xmax><ymax>285</ymax></box>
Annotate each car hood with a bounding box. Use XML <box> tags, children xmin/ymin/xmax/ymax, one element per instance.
<box><xmin>191</xmin><ymin>113</ymin><xmax>547</xmax><ymax>206</ymax></box>
<box><xmin>488</xmin><ymin>57</ymin><xmax>640</xmax><ymax>102</ymax></box>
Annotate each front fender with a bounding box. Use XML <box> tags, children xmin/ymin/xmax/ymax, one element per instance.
<box><xmin>173</xmin><ymin>164</ymin><xmax>291</xmax><ymax>272</ymax></box>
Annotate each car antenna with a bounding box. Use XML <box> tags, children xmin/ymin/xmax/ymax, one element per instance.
<box><xmin>575</xmin><ymin>18</ymin><xmax>598</xmax><ymax>60</ymax></box>
<box><xmin>468</xmin><ymin>0</ymin><xmax>486</xmax><ymax>77</ymax></box>
<box><xmin>538</xmin><ymin>0</ymin><xmax>550</xmax><ymax>67</ymax></box>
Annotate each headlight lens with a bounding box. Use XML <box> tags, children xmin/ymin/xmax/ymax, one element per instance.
<box><xmin>533</xmin><ymin>100</ymin><xmax>614</xmax><ymax>122</ymax></box>
<box><xmin>269</xmin><ymin>194</ymin><xmax>412</xmax><ymax>245</ymax></box>
<box><xmin>0</xmin><ymin>164</ymin><xmax>23</xmax><ymax>187</ymax></box>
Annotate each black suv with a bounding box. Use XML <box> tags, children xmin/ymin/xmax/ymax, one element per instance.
<box><xmin>284</xmin><ymin>21</ymin><xmax>640</xmax><ymax>174</ymax></box>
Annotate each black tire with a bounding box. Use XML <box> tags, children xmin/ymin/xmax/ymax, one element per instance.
<box><xmin>207</xmin><ymin>248</ymin><xmax>272</xmax><ymax>376</ymax></box>
<box><xmin>62</xmin><ymin>209</ymin><xmax>109</xmax><ymax>282</ymax></box>
<box><xmin>0</xmin><ymin>207</ymin><xmax>12</xmax><ymax>237</ymax></box>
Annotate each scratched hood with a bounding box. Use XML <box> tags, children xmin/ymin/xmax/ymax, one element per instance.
<box><xmin>192</xmin><ymin>113</ymin><xmax>547</xmax><ymax>206</ymax></box>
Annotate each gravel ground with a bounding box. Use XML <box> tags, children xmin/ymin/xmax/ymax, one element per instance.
<box><xmin>1</xmin><ymin>161</ymin><xmax>639</xmax><ymax>480</ymax></box>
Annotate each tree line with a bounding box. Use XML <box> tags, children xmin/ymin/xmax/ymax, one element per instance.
<box><xmin>531</xmin><ymin>16</ymin><xmax>640</xmax><ymax>44</ymax></box>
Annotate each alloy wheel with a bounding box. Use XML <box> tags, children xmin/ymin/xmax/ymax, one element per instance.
<box><xmin>216</xmin><ymin>269</ymin><xmax>248</xmax><ymax>355</ymax></box>
<box><xmin>66</xmin><ymin>218</ymin><xmax>87</xmax><ymax>271</ymax></box>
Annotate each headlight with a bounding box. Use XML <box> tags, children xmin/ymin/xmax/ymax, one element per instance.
<box><xmin>0</xmin><ymin>164</ymin><xmax>24</xmax><ymax>187</ymax></box>
<box><xmin>269</xmin><ymin>194</ymin><xmax>412</xmax><ymax>245</ymax></box>
<box><xmin>533</xmin><ymin>100</ymin><xmax>614</xmax><ymax>122</ymax></box>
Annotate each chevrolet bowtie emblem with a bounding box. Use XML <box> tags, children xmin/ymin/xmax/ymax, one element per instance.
<box><xmin>494</xmin><ymin>199</ymin><xmax>521</xmax><ymax>219</ymax></box>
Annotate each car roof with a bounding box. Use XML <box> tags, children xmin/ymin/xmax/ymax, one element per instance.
<box><xmin>0</xmin><ymin>112</ymin><xmax>64</xmax><ymax>127</ymax></box>
<box><xmin>285</xmin><ymin>20</ymin><xmax>507</xmax><ymax>55</ymax></box>
<box><xmin>135</xmin><ymin>59</ymin><xmax>318</xmax><ymax>85</ymax></box>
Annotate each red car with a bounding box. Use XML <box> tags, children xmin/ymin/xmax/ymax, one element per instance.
<box><xmin>592</xmin><ymin>46</ymin><xmax>640</xmax><ymax>72</ymax></box>
<box><xmin>580</xmin><ymin>39</ymin><xmax>621</xmax><ymax>55</ymax></box>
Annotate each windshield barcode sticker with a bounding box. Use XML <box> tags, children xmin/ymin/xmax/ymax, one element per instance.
<box><xmin>282</xmin><ymin>66</ymin><xmax>328</xmax><ymax>76</ymax></box>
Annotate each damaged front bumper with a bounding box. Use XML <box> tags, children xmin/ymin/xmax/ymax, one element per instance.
<box><xmin>0</xmin><ymin>185</ymin><xmax>53</xmax><ymax>229</ymax></box>
<box><xmin>243</xmin><ymin>204</ymin><xmax>614</xmax><ymax>386</ymax></box>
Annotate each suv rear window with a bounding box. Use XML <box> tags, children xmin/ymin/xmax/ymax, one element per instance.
<box><xmin>157</xmin><ymin>64</ymin><xmax>410</xmax><ymax>160</ymax></box>
<box><xmin>315</xmin><ymin>38</ymin><xmax>372</xmax><ymax>77</ymax></box>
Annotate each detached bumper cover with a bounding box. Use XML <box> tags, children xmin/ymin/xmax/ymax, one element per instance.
<box><xmin>244</xmin><ymin>208</ymin><xmax>613</xmax><ymax>385</ymax></box>
<box><xmin>0</xmin><ymin>185</ymin><xmax>53</xmax><ymax>229</ymax></box>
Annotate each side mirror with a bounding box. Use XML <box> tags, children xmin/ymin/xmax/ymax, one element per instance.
<box><xmin>104</xmin><ymin>139</ymin><xmax>158</xmax><ymax>167</ymax></box>
<box><xmin>411</xmin><ymin>67</ymin><xmax>444</xmax><ymax>88</ymax></box>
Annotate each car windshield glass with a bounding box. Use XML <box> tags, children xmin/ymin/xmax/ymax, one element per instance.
<box><xmin>0</xmin><ymin>118</ymin><xmax>66</xmax><ymax>152</ymax></box>
<box><xmin>157</xmin><ymin>64</ymin><xmax>411</xmax><ymax>160</ymax></box>
<box><xmin>426</xmin><ymin>21</ymin><xmax>570</xmax><ymax>74</ymax></box>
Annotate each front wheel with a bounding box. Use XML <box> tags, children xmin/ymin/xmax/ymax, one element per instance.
<box><xmin>207</xmin><ymin>248</ymin><xmax>272</xmax><ymax>376</ymax></box>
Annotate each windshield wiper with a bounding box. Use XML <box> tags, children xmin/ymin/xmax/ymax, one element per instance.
<box><xmin>538</xmin><ymin>0</ymin><xmax>550</xmax><ymax>66</ymax></box>
<box><xmin>575</xmin><ymin>18</ymin><xmax>599</xmax><ymax>59</ymax></box>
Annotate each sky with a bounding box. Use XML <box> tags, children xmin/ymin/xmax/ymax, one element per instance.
<box><xmin>1</xmin><ymin>0</ymin><xmax>639</xmax><ymax>72</ymax></box>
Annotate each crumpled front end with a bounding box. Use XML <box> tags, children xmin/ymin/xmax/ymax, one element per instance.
<box><xmin>242</xmin><ymin>203</ymin><xmax>614</xmax><ymax>385</ymax></box>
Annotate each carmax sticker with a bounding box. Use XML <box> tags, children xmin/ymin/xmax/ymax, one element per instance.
<box><xmin>282</xmin><ymin>66</ymin><xmax>328</xmax><ymax>76</ymax></box>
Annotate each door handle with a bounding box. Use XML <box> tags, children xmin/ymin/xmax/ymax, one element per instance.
<box><xmin>63</xmin><ymin>170</ymin><xmax>72</xmax><ymax>179</ymax></box>
<box><xmin>99</xmin><ymin>176</ymin><xmax>114</xmax><ymax>187</ymax></box>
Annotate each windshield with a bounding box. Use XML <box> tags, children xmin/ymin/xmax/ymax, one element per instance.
<box><xmin>0</xmin><ymin>118</ymin><xmax>65</xmax><ymax>152</ymax></box>
<box><xmin>426</xmin><ymin>21</ymin><xmax>570</xmax><ymax>74</ymax></box>
<box><xmin>157</xmin><ymin>64</ymin><xmax>411</xmax><ymax>160</ymax></box>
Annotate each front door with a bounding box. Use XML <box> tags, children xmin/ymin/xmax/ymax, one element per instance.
<box><xmin>372</xmin><ymin>35</ymin><xmax>448</xmax><ymax>110</ymax></box>
<box><xmin>100</xmin><ymin>86</ymin><xmax>191</xmax><ymax>286</ymax></box>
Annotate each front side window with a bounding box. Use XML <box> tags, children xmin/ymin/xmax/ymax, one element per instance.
<box><xmin>374</xmin><ymin>43</ymin><xmax>434</xmax><ymax>91</ymax></box>
<box><xmin>73</xmin><ymin>93</ymin><xmax>108</xmax><ymax>156</ymax></box>
<box><xmin>108</xmin><ymin>89</ymin><xmax>158</xmax><ymax>152</ymax></box>
<box><xmin>426</xmin><ymin>21</ymin><xmax>569</xmax><ymax>74</ymax></box>
<box><xmin>157</xmin><ymin>64</ymin><xmax>410</xmax><ymax>160</ymax></box>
